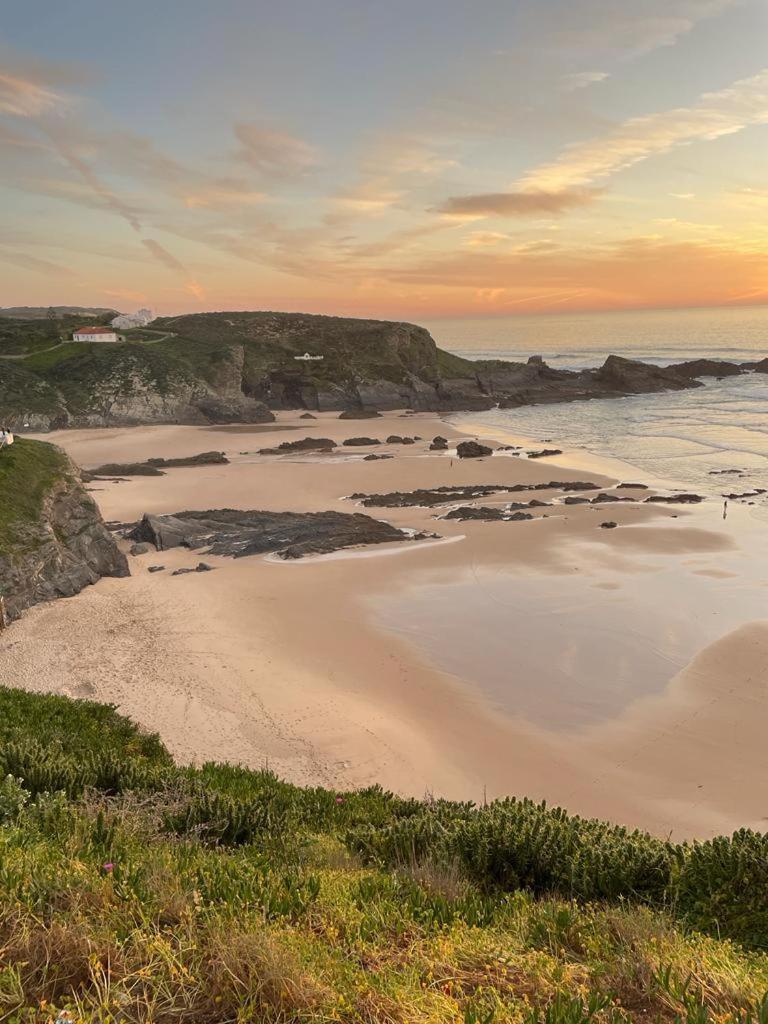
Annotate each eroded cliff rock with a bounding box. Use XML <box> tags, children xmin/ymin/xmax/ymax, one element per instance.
<box><xmin>0</xmin><ymin>439</ymin><xmax>129</xmax><ymax>621</ymax></box>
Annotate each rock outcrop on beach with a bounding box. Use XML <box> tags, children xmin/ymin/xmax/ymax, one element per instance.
<box><xmin>0</xmin><ymin>438</ymin><xmax>129</xmax><ymax>621</ymax></box>
<box><xmin>127</xmin><ymin>508</ymin><xmax>425</xmax><ymax>559</ymax></box>
<box><xmin>349</xmin><ymin>481</ymin><xmax>601</xmax><ymax>508</ymax></box>
<box><xmin>2</xmin><ymin>309</ymin><xmax>730</xmax><ymax>429</ymax></box>
<box><xmin>457</xmin><ymin>440</ymin><xmax>492</xmax><ymax>458</ymax></box>
<box><xmin>443</xmin><ymin>506</ymin><xmax>534</xmax><ymax>521</ymax></box>
<box><xmin>259</xmin><ymin>437</ymin><xmax>336</xmax><ymax>455</ymax></box>
<box><xmin>85</xmin><ymin>451</ymin><xmax>229</xmax><ymax>479</ymax></box>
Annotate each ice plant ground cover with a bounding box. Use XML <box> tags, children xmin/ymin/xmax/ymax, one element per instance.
<box><xmin>0</xmin><ymin>685</ymin><xmax>765</xmax><ymax>1023</ymax></box>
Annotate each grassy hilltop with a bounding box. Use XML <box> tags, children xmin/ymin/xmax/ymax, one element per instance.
<box><xmin>0</xmin><ymin>685</ymin><xmax>765</xmax><ymax>1023</ymax></box>
<box><xmin>0</xmin><ymin>310</ymin><xmax>479</xmax><ymax>427</ymax></box>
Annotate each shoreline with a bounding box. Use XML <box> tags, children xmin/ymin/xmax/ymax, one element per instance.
<box><xmin>1</xmin><ymin>411</ymin><xmax>767</xmax><ymax>839</ymax></box>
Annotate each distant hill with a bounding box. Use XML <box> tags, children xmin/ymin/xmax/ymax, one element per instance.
<box><xmin>0</xmin><ymin>305</ymin><xmax>119</xmax><ymax>319</ymax></box>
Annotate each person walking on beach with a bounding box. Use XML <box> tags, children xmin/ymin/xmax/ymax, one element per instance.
<box><xmin>723</xmin><ymin>499</ymin><xmax>728</xmax><ymax>520</ymax></box>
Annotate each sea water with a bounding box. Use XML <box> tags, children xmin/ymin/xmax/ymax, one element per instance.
<box><xmin>423</xmin><ymin>306</ymin><xmax>768</xmax><ymax>498</ymax></box>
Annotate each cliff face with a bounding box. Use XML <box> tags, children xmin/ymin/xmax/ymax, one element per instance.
<box><xmin>0</xmin><ymin>439</ymin><xmax>129</xmax><ymax>621</ymax></box>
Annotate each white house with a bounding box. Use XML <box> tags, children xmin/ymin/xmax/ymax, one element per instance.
<box><xmin>111</xmin><ymin>308</ymin><xmax>154</xmax><ymax>329</ymax></box>
<box><xmin>294</xmin><ymin>352</ymin><xmax>324</xmax><ymax>361</ymax></box>
<box><xmin>73</xmin><ymin>326</ymin><xmax>120</xmax><ymax>343</ymax></box>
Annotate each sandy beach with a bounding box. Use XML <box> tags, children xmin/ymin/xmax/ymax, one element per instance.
<box><xmin>3</xmin><ymin>410</ymin><xmax>767</xmax><ymax>839</ymax></box>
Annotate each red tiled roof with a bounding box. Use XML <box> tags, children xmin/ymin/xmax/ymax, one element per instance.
<box><xmin>74</xmin><ymin>326</ymin><xmax>116</xmax><ymax>334</ymax></box>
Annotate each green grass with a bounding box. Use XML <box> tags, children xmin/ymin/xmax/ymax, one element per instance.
<box><xmin>0</xmin><ymin>438</ymin><xmax>69</xmax><ymax>553</ymax></box>
<box><xmin>0</xmin><ymin>685</ymin><xmax>765</xmax><ymax>1022</ymax></box>
<box><xmin>21</xmin><ymin>342</ymin><xmax>95</xmax><ymax>372</ymax></box>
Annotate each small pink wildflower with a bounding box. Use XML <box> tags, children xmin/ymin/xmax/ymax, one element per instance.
<box><xmin>335</xmin><ymin>796</ymin><xmax>345</xmax><ymax>804</ymax></box>
<box><xmin>102</xmin><ymin>862</ymin><xmax>114</xmax><ymax>873</ymax></box>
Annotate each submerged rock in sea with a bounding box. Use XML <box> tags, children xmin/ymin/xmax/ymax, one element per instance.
<box><xmin>457</xmin><ymin>440</ymin><xmax>493</xmax><ymax>459</ymax></box>
<box><xmin>127</xmin><ymin>509</ymin><xmax>422</xmax><ymax>560</ymax></box>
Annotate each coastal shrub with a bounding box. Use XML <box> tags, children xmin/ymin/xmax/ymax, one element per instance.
<box><xmin>347</xmin><ymin>798</ymin><xmax>676</xmax><ymax>903</ymax></box>
<box><xmin>675</xmin><ymin>831</ymin><xmax>768</xmax><ymax>949</ymax></box>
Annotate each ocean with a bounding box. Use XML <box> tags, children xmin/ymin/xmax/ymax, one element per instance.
<box><xmin>423</xmin><ymin>306</ymin><xmax>768</xmax><ymax>498</ymax></box>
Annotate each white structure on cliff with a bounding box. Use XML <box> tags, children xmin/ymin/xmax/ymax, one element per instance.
<box><xmin>111</xmin><ymin>308</ymin><xmax>154</xmax><ymax>329</ymax></box>
<box><xmin>72</xmin><ymin>326</ymin><xmax>120</xmax><ymax>343</ymax></box>
<box><xmin>294</xmin><ymin>352</ymin><xmax>324</xmax><ymax>361</ymax></box>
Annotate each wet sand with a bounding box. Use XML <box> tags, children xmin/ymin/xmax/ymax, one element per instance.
<box><xmin>2</xmin><ymin>411</ymin><xmax>767</xmax><ymax>839</ymax></box>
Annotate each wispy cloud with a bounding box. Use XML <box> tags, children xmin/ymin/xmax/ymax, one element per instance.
<box><xmin>436</xmin><ymin>188</ymin><xmax>600</xmax><ymax>218</ymax></box>
<box><xmin>0</xmin><ymin>248</ymin><xmax>76</xmax><ymax>277</ymax></box>
<box><xmin>0</xmin><ymin>71</ymin><xmax>69</xmax><ymax>117</ymax></box>
<box><xmin>234</xmin><ymin>122</ymin><xmax>319</xmax><ymax>179</ymax></box>
<box><xmin>562</xmin><ymin>71</ymin><xmax>610</xmax><ymax>92</ymax></box>
<box><xmin>519</xmin><ymin>68</ymin><xmax>768</xmax><ymax>192</ymax></box>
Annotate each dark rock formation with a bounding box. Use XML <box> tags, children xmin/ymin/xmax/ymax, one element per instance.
<box><xmin>668</xmin><ymin>359</ymin><xmax>742</xmax><ymax>378</ymax></box>
<box><xmin>600</xmin><ymin>522</ymin><xmax>618</xmax><ymax>529</ymax></box>
<box><xmin>386</xmin><ymin>435</ymin><xmax>404</xmax><ymax>444</ymax></box>
<box><xmin>300</xmin><ymin>412</ymin><xmax>317</xmax><ymax>419</ymax></box>
<box><xmin>594</xmin><ymin>355</ymin><xmax>694</xmax><ymax>394</ymax></box>
<box><xmin>645</xmin><ymin>493</ymin><xmax>705</xmax><ymax>504</ymax></box>
<box><xmin>749</xmin><ymin>358</ymin><xmax>768</xmax><ymax>373</ymax></box>
<box><xmin>172</xmin><ymin>562</ymin><xmax>214</xmax><ymax>576</ymax></box>
<box><xmin>349</xmin><ymin>480</ymin><xmax>601</xmax><ymax>508</ymax></box>
<box><xmin>129</xmin><ymin>542</ymin><xmax>152</xmax><ymax>555</ymax></box>
<box><xmin>363</xmin><ymin>453</ymin><xmax>393</xmax><ymax>461</ymax></box>
<box><xmin>148</xmin><ymin>565</ymin><xmax>165</xmax><ymax>573</ymax></box>
<box><xmin>617</xmin><ymin>482</ymin><xmax>648</xmax><ymax>490</ymax></box>
<box><xmin>342</xmin><ymin>437</ymin><xmax>381</xmax><ymax>447</ymax></box>
<box><xmin>88</xmin><ymin>451</ymin><xmax>229</xmax><ymax>477</ymax></box>
<box><xmin>339</xmin><ymin>409</ymin><xmax>382</xmax><ymax>419</ymax></box>
<box><xmin>722</xmin><ymin>489</ymin><xmax>766</xmax><ymax>499</ymax></box>
<box><xmin>429</xmin><ymin>436</ymin><xmax>449</xmax><ymax>450</ymax></box>
<box><xmin>259</xmin><ymin>437</ymin><xmax>336</xmax><ymax>455</ymax></box>
<box><xmin>564</xmin><ymin>496</ymin><xmax>590</xmax><ymax>505</ymax></box>
<box><xmin>457</xmin><ymin>440</ymin><xmax>492</xmax><ymax>459</ymax></box>
<box><xmin>443</xmin><ymin>507</ymin><xmax>533</xmax><ymax>522</ymax></box>
<box><xmin>527</xmin><ymin>449</ymin><xmax>563</xmax><ymax>459</ymax></box>
<box><xmin>591</xmin><ymin>493</ymin><xmax>635</xmax><ymax>503</ymax></box>
<box><xmin>147</xmin><ymin>451</ymin><xmax>229</xmax><ymax>468</ymax></box>
<box><xmin>88</xmin><ymin>462</ymin><xmax>165</xmax><ymax>477</ymax></box>
<box><xmin>127</xmin><ymin>509</ymin><xmax>421</xmax><ymax>559</ymax></box>
<box><xmin>0</xmin><ymin>439</ymin><xmax>129</xmax><ymax>621</ymax></box>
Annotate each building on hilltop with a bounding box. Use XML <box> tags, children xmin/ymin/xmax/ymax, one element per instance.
<box><xmin>294</xmin><ymin>352</ymin><xmax>324</xmax><ymax>361</ymax></box>
<box><xmin>72</xmin><ymin>326</ymin><xmax>121</xmax><ymax>343</ymax></box>
<box><xmin>111</xmin><ymin>308</ymin><xmax>154</xmax><ymax>329</ymax></box>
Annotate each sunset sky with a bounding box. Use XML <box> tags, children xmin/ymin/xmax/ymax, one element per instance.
<box><xmin>2</xmin><ymin>0</ymin><xmax>768</xmax><ymax>319</ymax></box>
